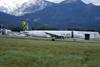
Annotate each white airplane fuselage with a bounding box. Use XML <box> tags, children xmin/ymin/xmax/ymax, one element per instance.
<box><xmin>20</xmin><ymin>30</ymin><xmax>84</xmax><ymax>39</ymax></box>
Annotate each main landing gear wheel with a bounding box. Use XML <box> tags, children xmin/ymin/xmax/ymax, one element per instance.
<box><xmin>52</xmin><ymin>39</ymin><xmax>55</xmax><ymax>41</ymax></box>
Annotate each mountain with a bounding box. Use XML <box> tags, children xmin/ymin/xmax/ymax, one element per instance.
<box><xmin>0</xmin><ymin>12</ymin><xmax>17</xmax><ymax>21</ymax></box>
<box><xmin>10</xmin><ymin>0</ymin><xmax>55</xmax><ymax>16</ymax></box>
<box><xmin>0</xmin><ymin>0</ymin><xmax>100</xmax><ymax>30</ymax></box>
<box><xmin>87</xmin><ymin>3</ymin><xmax>94</xmax><ymax>7</ymax></box>
<box><xmin>0</xmin><ymin>0</ymin><xmax>23</xmax><ymax>13</ymax></box>
<box><xmin>19</xmin><ymin>0</ymin><xmax>100</xmax><ymax>29</ymax></box>
<box><xmin>0</xmin><ymin>12</ymin><xmax>46</xmax><ymax>28</ymax></box>
<box><xmin>61</xmin><ymin>0</ymin><xmax>85</xmax><ymax>4</ymax></box>
<box><xmin>20</xmin><ymin>0</ymin><xmax>88</xmax><ymax>23</ymax></box>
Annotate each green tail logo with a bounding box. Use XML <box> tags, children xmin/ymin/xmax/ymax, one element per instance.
<box><xmin>21</xmin><ymin>20</ymin><xmax>29</xmax><ymax>31</ymax></box>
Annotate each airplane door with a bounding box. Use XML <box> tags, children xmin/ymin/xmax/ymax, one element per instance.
<box><xmin>85</xmin><ymin>34</ymin><xmax>90</xmax><ymax>40</ymax></box>
<box><xmin>72</xmin><ymin>31</ymin><xmax>73</xmax><ymax>38</ymax></box>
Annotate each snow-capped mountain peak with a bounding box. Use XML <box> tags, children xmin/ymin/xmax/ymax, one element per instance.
<box><xmin>0</xmin><ymin>0</ymin><xmax>54</xmax><ymax>16</ymax></box>
<box><xmin>9</xmin><ymin>0</ymin><xmax>54</xmax><ymax>16</ymax></box>
<box><xmin>0</xmin><ymin>0</ymin><xmax>26</xmax><ymax>13</ymax></box>
<box><xmin>28</xmin><ymin>0</ymin><xmax>37</xmax><ymax>3</ymax></box>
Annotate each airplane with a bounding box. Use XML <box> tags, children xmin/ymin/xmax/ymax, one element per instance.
<box><xmin>20</xmin><ymin>30</ymin><xmax>84</xmax><ymax>41</ymax></box>
<box><xmin>20</xmin><ymin>20</ymin><xmax>84</xmax><ymax>41</ymax></box>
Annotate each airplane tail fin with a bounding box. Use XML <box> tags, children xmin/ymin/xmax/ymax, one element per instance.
<box><xmin>21</xmin><ymin>20</ymin><xmax>31</xmax><ymax>31</ymax></box>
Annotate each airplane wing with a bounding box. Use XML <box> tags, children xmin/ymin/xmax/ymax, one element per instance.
<box><xmin>45</xmin><ymin>32</ymin><xmax>65</xmax><ymax>39</ymax></box>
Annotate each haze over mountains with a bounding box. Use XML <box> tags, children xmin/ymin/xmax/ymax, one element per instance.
<box><xmin>0</xmin><ymin>0</ymin><xmax>100</xmax><ymax>30</ymax></box>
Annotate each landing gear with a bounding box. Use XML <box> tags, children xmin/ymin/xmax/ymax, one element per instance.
<box><xmin>52</xmin><ymin>38</ymin><xmax>55</xmax><ymax>41</ymax></box>
<box><xmin>52</xmin><ymin>37</ymin><xmax>55</xmax><ymax>41</ymax></box>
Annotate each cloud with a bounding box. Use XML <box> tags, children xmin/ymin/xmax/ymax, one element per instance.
<box><xmin>46</xmin><ymin>0</ymin><xmax>64</xmax><ymax>3</ymax></box>
<box><xmin>0</xmin><ymin>0</ymin><xmax>28</xmax><ymax>4</ymax></box>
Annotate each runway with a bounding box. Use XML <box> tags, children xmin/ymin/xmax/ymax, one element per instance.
<box><xmin>0</xmin><ymin>36</ymin><xmax>100</xmax><ymax>44</ymax></box>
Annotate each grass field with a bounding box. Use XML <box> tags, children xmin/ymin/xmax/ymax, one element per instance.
<box><xmin>0</xmin><ymin>35</ymin><xmax>100</xmax><ymax>67</ymax></box>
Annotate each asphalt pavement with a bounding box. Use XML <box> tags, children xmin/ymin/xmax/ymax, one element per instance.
<box><xmin>0</xmin><ymin>36</ymin><xmax>100</xmax><ymax>44</ymax></box>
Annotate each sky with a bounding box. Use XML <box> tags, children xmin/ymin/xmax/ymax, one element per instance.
<box><xmin>0</xmin><ymin>0</ymin><xmax>100</xmax><ymax>5</ymax></box>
